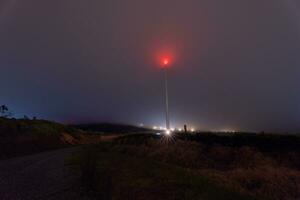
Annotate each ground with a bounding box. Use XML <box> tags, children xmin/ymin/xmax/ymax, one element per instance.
<box><xmin>0</xmin><ymin>147</ymin><xmax>83</xmax><ymax>200</ymax></box>
<box><xmin>1</xmin><ymin>133</ymin><xmax>300</xmax><ymax>200</ymax></box>
<box><xmin>70</xmin><ymin>134</ymin><xmax>300</xmax><ymax>200</ymax></box>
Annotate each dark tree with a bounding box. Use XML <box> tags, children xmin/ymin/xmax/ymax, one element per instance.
<box><xmin>0</xmin><ymin>105</ymin><xmax>12</xmax><ymax>118</ymax></box>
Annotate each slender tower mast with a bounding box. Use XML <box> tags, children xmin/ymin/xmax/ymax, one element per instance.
<box><xmin>162</xmin><ymin>59</ymin><xmax>170</xmax><ymax>131</ymax></box>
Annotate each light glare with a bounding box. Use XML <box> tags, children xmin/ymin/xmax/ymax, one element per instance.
<box><xmin>163</xmin><ymin>59</ymin><xmax>169</xmax><ymax>65</ymax></box>
<box><xmin>165</xmin><ymin>130</ymin><xmax>171</xmax><ymax>135</ymax></box>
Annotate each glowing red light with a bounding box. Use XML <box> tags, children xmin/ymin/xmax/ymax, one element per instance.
<box><xmin>155</xmin><ymin>49</ymin><xmax>174</xmax><ymax>69</ymax></box>
<box><xmin>163</xmin><ymin>59</ymin><xmax>169</xmax><ymax>65</ymax></box>
<box><xmin>161</xmin><ymin>57</ymin><xmax>171</xmax><ymax>68</ymax></box>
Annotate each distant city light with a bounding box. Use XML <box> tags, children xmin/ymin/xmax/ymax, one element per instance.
<box><xmin>219</xmin><ymin>129</ymin><xmax>237</xmax><ymax>133</ymax></box>
<box><xmin>191</xmin><ymin>128</ymin><xmax>195</xmax><ymax>132</ymax></box>
<box><xmin>178</xmin><ymin>128</ymin><xmax>183</xmax><ymax>132</ymax></box>
<box><xmin>153</xmin><ymin>126</ymin><xmax>158</xmax><ymax>130</ymax></box>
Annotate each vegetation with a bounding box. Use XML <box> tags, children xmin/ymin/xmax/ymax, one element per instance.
<box><xmin>0</xmin><ymin>105</ymin><xmax>12</xmax><ymax>118</ymax></box>
<box><xmin>2</xmin><ymin>115</ymin><xmax>299</xmax><ymax>199</ymax></box>
<box><xmin>71</xmin><ymin>142</ymin><xmax>255</xmax><ymax>200</ymax></box>
<box><xmin>70</xmin><ymin>133</ymin><xmax>300</xmax><ymax>200</ymax></box>
<box><xmin>0</xmin><ymin>117</ymin><xmax>100</xmax><ymax>159</ymax></box>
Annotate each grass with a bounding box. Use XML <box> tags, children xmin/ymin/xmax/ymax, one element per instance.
<box><xmin>69</xmin><ymin>133</ymin><xmax>300</xmax><ymax>200</ymax></box>
<box><xmin>0</xmin><ymin>117</ymin><xmax>100</xmax><ymax>159</ymax></box>
<box><xmin>0</xmin><ymin>117</ymin><xmax>81</xmax><ymax>137</ymax></box>
<box><xmin>70</xmin><ymin>142</ymin><xmax>256</xmax><ymax>199</ymax></box>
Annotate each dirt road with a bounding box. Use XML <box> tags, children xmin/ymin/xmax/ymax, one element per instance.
<box><xmin>0</xmin><ymin>147</ymin><xmax>83</xmax><ymax>200</ymax></box>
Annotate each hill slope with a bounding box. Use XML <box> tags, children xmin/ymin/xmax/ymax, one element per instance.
<box><xmin>0</xmin><ymin>117</ymin><xmax>101</xmax><ymax>159</ymax></box>
<box><xmin>74</xmin><ymin>123</ymin><xmax>151</xmax><ymax>134</ymax></box>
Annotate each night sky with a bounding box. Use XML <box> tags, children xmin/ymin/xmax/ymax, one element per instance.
<box><xmin>1</xmin><ymin>0</ymin><xmax>300</xmax><ymax>132</ymax></box>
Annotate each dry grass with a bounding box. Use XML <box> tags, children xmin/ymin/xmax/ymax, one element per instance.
<box><xmin>71</xmin><ymin>142</ymin><xmax>255</xmax><ymax>200</ymax></box>
<box><xmin>110</xmin><ymin>135</ymin><xmax>300</xmax><ymax>200</ymax></box>
<box><xmin>0</xmin><ymin>117</ymin><xmax>104</xmax><ymax>159</ymax></box>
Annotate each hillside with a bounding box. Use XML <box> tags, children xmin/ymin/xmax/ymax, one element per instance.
<box><xmin>0</xmin><ymin>117</ymin><xmax>101</xmax><ymax>159</ymax></box>
<box><xmin>74</xmin><ymin>123</ymin><xmax>152</xmax><ymax>134</ymax></box>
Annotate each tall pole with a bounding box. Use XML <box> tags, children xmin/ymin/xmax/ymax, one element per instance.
<box><xmin>163</xmin><ymin>68</ymin><xmax>170</xmax><ymax>130</ymax></box>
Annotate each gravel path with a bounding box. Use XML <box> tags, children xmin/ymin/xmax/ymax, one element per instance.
<box><xmin>0</xmin><ymin>147</ymin><xmax>84</xmax><ymax>200</ymax></box>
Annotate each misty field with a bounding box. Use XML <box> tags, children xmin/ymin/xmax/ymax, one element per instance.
<box><xmin>69</xmin><ymin>133</ymin><xmax>300</xmax><ymax>200</ymax></box>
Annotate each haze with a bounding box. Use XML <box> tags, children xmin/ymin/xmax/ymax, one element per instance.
<box><xmin>1</xmin><ymin>0</ymin><xmax>300</xmax><ymax>132</ymax></box>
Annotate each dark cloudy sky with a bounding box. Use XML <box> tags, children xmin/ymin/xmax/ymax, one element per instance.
<box><xmin>1</xmin><ymin>0</ymin><xmax>300</xmax><ymax>132</ymax></box>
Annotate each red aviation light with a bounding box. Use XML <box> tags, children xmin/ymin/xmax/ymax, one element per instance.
<box><xmin>161</xmin><ymin>57</ymin><xmax>171</xmax><ymax>69</ymax></box>
<box><xmin>163</xmin><ymin>59</ymin><xmax>169</xmax><ymax>65</ymax></box>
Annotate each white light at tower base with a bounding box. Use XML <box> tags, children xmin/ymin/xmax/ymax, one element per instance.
<box><xmin>165</xmin><ymin>130</ymin><xmax>171</xmax><ymax>135</ymax></box>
